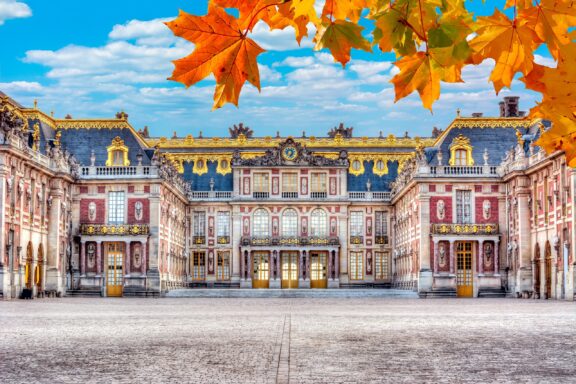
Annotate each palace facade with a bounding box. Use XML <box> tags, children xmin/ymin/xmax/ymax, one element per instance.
<box><xmin>0</xmin><ymin>92</ymin><xmax>574</xmax><ymax>300</ymax></box>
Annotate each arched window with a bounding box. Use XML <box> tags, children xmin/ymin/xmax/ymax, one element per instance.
<box><xmin>253</xmin><ymin>209</ymin><xmax>269</xmax><ymax>237</ymax></box>
<box><xmin>310</xmin><ymin>209</ymin><xmax>327</xmax><ymax>237</ymax></box>
<box><xmin>282</xmin><ymin>209</ymin><xmax>298</xmax><ymax>237</ymax></box>
<box><xmin>449</xmin><ymin>134</ymin><xmax>474</xmax><ymax>166</ymax></box>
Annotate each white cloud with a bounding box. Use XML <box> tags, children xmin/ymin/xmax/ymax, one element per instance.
<box><xmin>0</xmin><ymin>0</ymin><xmax>31</xmax><ymax>25</ymax></box>
<box><xmin>109</xmin><ymin>18</ymin><xmax>175</xmax><ymax>46</ymax></box>
<box><xmin>0</xmin><ymin>81</ymin><xmax>42</xmax><ymax>92</ymax></box>
<box><xmin>251</xmin><ymin>21</ymin><xmax>316</xmax><ymax>51</ymax></box>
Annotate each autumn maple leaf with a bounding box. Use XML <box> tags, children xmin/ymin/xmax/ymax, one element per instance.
<box><xmin>166</xmin><ymin>6</ymin><xmax>265</xmax><ymax>109</ymax></box>
<box><xmin>470</xmin><ymin>9</ymin><xmax>539</xmax><ymax>93</ymax></box>
<box><xmin>322</xmin><ymin>0</ymin><xmax>369</xmax><ymax>23</ymax></box>
<box><xmin>314</xmin><ymin>19</ymin><xmax>372</xmax><ymax>66</ymax></box>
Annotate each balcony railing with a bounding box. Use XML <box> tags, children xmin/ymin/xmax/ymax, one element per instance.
<box><xmin>375</xmin><ymin>235</ymin><xmax>389</xmax><ymax>245</ymax></box>
<box><xmin>428</xmin><ymin>165</ymin><xmax>498</xmax><ymax>177</ymax></box>
<box><xmin>80</xmin><ymin>224</ymin><xmax>150</xmax><ymax>236</ymax></box>
<box><xmin>311</xmin><ymin>192</ymin><xmax>327</xmax><ymax>199</ymax></box>
<box><xmin>80</xmin><ymin>165</ymin><xmax>157</xmax><ymax>179</ymax></box>
<box><xmin>282</xmin><ymin>192</ymin><xmax>298</xmax><ymax>199</ymax></box>
<box><xmin>193</xmin><ymin>236</ymin><xmax>206</xmax><ymax>245</ymax></box>
<box><xmin>348</xmin><ymin>192</ymin><xmax>391</xmax><ymax>201</ymax></box>
<box><xmin>253</xmin><ymin>192</ymin><xmax>270</xmax><ymax>199</ymax></box>
<box><xmin>217</xmin><ymin>236</ymin><xmax>230</xmax><ymax>245</ymax></box>
<box><xmin>350</xmin><ymin>235</ymin><xmax>364</xmax><ymax>245</ymax></box>
<box><xmin>431</xmin><ymin>223</ymin><xmax>499</xmax><ymax>235</ymax></box>
<box><xmin>241</xmin><ymin>236</ymin><xmax>340</xmax><ymax>247</ymax></box>
<box><xmin>188</xmin><ymin>191</ymin><xmax>232</xmax><ymax>201</ymax></box>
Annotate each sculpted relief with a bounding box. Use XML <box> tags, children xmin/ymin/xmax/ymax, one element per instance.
<box><xmin>437</xmin><ymin>199</ymin><xmax>445</xmax><ymax>220</ymax></box>
<box><xmin>483</xmin><ymin>200</ymin><xmax>491</xmax><ymax>220</ymax></box>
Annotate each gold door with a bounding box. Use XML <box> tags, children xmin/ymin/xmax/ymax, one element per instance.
<box><xmin>252</xmin><ymin>252</ymin><xmax>270</xmax><ymax>289</ymax></box>
<box><xmin>281</xmin><ymin>252</ymin><xmax>299</xmax><ymax>289</ymax></box>
<box><xmin>456</xmin><ymin>242</ymin><xmax>473</xmax><ymax>298</ymax></box>
<box><xmin>310</xmin><ymin>252</ymin><xmax>327</xmax><ymax>289</ymax></box>
<box><xmin>106</xmin><ymin>243</ymin><xmax>124</xmax><ymax>297</ymax></box>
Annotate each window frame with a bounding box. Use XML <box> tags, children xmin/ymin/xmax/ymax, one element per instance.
<box><xmin>107</xmin><ymin>191</ymin><xmax>125</xmax><ymax>225</ymax></box>
<box><xmin>253</xmin><ymin>208</ymin><xmax>270</xmax><ymax>237</ymax></box>
<box><xmin>281</xmin><ymin>208</ymin><xmax>298</xmax><ymax>237</ymax></box>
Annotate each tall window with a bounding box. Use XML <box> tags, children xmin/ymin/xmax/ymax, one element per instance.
<box><xmin>217</xmin><ymin>251</ymin><xmax>230</xmax><ymax>280</ymax></box>
<box><xmin>310</xmin><ymin>209</ymin><xmax>327</xmax><ymax>237</ymax></box>
<box><xmin>253</xmin><ymin>173</ymin><xmax>269</xmax><ymax>193</ymax></box>
<box><xmin>350</xmin><ymin>251</ymin><xmax>363</xmax><ymax>280</ymax></box>
<box><xmin>108</xmin><ymin>191</ymin><xmax>125</xmax><ymax>224</ymax></box>
<box><xmin>454</xmin><ymin>149</ymin><xmax>467</xmax><ymax>166</ymax></box>
<box><xmin>311</xmin><ymin>173</ymin><xmax>327</xmax><ymax>198</ymax></box>
<box><xmin>253</xmin><ymin>209</ymin><xmax>269</xmax><ymax>237</ymax></box>
<box><xmin>350</xmin><ymin>211</ymin><xmax>364</xmax><ymax>236</ymax></box>
<box><xmin>282</xmin><ymin>208</ymin><xmax>298</xmax><ymax>237</ymax></box>
<box><xmin>375</xmin><ymin>211</ymin><xmax>388</xmax><ymax>244</ymax></box>
<box><xmin>456</xmin><ymin>190</ymin><xmax>472</xmax><ymax>224</ymax></box>
<box><xmin>544</xmin><ymin>176</ymin><xmax>549</xmax><ymax>224</ymax></box>
<box><xmin>375</xmin><ymin>252</ymin><xmax>390</xmax><ymax>280</ymax></box>
<box><xmin>282</xmin><ymin>173</ymin><xmax>298</xmax><ymax>198</ymax></box>
<box><xmin>193</xmin><ymin>211</ymin><xmax>206</xmax><ymax>236</ymax></box>
<box><xmin>217</xmin><ymin>212</ymin><xmax>230</xmax><ymax>237</ymax></box>
<box><xmin>192</xmin><ymin>251</ymin><xmax>206</xmax><ymax>280</ymax></box>
<box><xmin>112</xmin><ymin>150</ymin><xmax>124</xmax><ymax>166</ymax></box>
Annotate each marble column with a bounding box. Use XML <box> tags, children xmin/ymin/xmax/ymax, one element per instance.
<box><xmin>125</xmin><ymin>241</ymin><xmax>131</xmax><ymax>277</ymax></box>
<box><xmin>494</xmin><ymin>239</ymin><xmax>500</xmax><ymax>275</ymax></box>
<box><xmin>433</xmin><ymin>240</ymin><xmax>439</xmax><ymax>274</ymax></box>
<box><xmin>141</xmin><ymin>241</ymin><xmax>147</xmax><ymax>275</ymax></box>
<box><xmin>479</xmin><ymin>240</ymin><xmax>484</xmax><ymax>274</ymax></box>
<box><xmin>449</xmin><ymin>240</ymin><xmax>455</xmax><ymax>274</ymax></box>
<box><xmin>96</xmin><ymin>241</ymin><xmax>102</xmax><ymax>276</ymax></box>
<box><xmin>80</xmin><ymin>241</ymin><xmax>86</xmax><ymax>276</ymax></box>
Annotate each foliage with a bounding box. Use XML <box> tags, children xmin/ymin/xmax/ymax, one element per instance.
<box><xmin>165</xmin><ymin>1</ymin><xmax>576</xmax><ymax>164</ymax></box>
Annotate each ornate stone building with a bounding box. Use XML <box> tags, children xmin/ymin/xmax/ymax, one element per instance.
<box><xmin>0</xmin><ymin>92</ymin><xmax>574</xmax><ymax>300</ymax></box>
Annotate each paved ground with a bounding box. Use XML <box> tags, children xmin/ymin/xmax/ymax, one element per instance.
<box><xmin>0</xmin><ymin>298</ymin><xmax>575</xmax><ymax>384</ymax></box>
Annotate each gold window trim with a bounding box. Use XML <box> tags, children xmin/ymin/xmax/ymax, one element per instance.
<box><xmin>192</xmin><ymin>158</ymin><xmax>208</xmax><ymax>176</ymax></box>
<box><xmin>106</xmin><ymin>136</ymin><xmax>130</xmax><ymax>166</ymax></box>
<box><xmin>448</xmin><ymin>134</ymin><xmax>474</xmax><ymax>166</ymax></box>
<box><xmin>216</xmin><ymin>157</ymin><xmax>232</xmax><ymax>175</ymax></box>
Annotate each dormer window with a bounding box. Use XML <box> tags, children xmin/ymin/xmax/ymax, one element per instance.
<box><xmin>449</xmin><ymin>135</ymin><xmax>474</xmax><ymax>166</ymax></box>
<box><xmin>106</xmin><ymin>136</ymin><xmax>130</xmax><ymax>167</ymax></box>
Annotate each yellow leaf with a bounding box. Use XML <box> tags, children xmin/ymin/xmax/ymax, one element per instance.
<box><xmin>504</xmin><ymin>0</ymin><xmax>533</xmax><ymax>9</ymax></box>
<box><xmin>373</xmin><ymin>6</ymin><xmax>417</xmax><ymax>55</ymax></box>
<box><xmin>322</xmin><ymin>0</ymin><xmax>369</xmax><ymax>22</ymax></box>
<box><xmin>469</xmin><ymin>9</ymin><xmax>538</xmax><ymax>93</ymax></box>
<box><xmin>166</xmin><ymin>6</ymin><xmax>265</xmax><ymax>109</ymax></box>
<box><xmin>313</xmin><ymin>20</ymin><xmax>372</xmax><ymax>67</ymax></box>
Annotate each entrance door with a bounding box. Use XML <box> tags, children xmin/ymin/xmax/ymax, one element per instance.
<box><xmin>106</xmin><ymin>243</ymin><xmax>124</xmax><ymax>297</ymax></box>
<box><xmin>456</xmin><ymin>242</ymin><xmax>473</xmax><ymax>297</ymax></box>
<box><xmin>281</xmin><ymin>252</ymin><xmax>299</xmax><ymax>289</ymax></box>
<box><xmin>253</xmin><ymin>252</ymin><xmax>270</xmax><ymax>289</ymax></box>
<box><xmin>310</xmin><ymin>252</ymin><xmax>327</xmax><ymax>289</ymax></box>
<box><xmin>545</xmin><ymin>241</ymin><xmax>552</xmax><ymax>299</ymax></box>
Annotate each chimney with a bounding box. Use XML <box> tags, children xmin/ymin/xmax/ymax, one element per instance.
<box><xmin>518</xmin><ymin>111</ymin><xmax>526</xmax><ymax>117</ymax></box>
<box><xmin>499</xmin><ymin>101</ymin><xmax>505</xmax><ymax>117</ymax></box>
<box><xmin>503</xmin><ymin>96</ymin><xmax>519</xmax><ymax>117</ymax></box>
<box><xmin>471</xmin><ymin>112</ymin><xmax>483</xmax><ymax>118</ymax></box>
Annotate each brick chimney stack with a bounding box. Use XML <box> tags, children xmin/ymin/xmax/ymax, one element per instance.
<box><xmin>500</xmin><ymin>96</ymin><xmax>520</xmax><ymax>117</ymax></box>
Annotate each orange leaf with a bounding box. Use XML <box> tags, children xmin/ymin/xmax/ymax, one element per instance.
<box><xmin>166</xmin><ymin>6</ymin><xmax>265</xmax><ymax>109</ymax></box>
<box><xmin>521</xmin><ymin>0</ymin><xmax>576</xmax><ymax>60</ymax></box>
<box><xmin>322</xmin><ymin>0</ymin><xmax>369</xmax><ymax>22</ymax></box>
<box><xmin>391</xmin><ymin>51</ymin><xmax>462</xmax><ymax>111</ymax></box>
<box><xmin>313</xmin><ymin>19</ymin><xmax>372</xmax><ymax>67</ymax></box>
<box><xmin>469</xmin><ymin>9</ymin><xmax>538</xmax><ymax>93</ymax></box>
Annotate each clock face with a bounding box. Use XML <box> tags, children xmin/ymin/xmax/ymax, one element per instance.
<box><xmin>282</xmin><ymin>146</ymin><xmax>298</xmax><ymax>161</ymax></box>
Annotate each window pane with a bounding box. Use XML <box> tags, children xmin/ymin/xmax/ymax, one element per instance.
<box><xmin>254</xmin><ymin>173</ymin><xmax>269</xmax><ymax>193</ymax></box>
<box><xmin>282</xmin><ymin>173</ymin><xmax>298</xmax><ymax>193</ymax></box>
<box><xmin>311</xmin><ymin>173</ymin><xmax>326</xmax><ymax>193</ymax></box>
<box><xmin>282</xmin><ymin>209</ymin><xmax>298</xmax><ymax>237</ymax></box>
<box><xmin>253</xmin><ymin>209</ymin><xmax>269</xmax><ymax>237</ymax></box>
<box><xmin>217</xmin><ymin>212</ymin><xmax>230</xmax><ymax>236</ymax></box>
<box><xmin>193</xmin><ymin>212</ymin><xmax>206</xmax><ymax>236</ymax></box>
<box><xmin>350</xmin><ymin>251</ymin><xmax>363</xmax><ymax>280</ymax></box>
<box><xmin>310</xmin><ymin>209</ymin><xmax>327</xmax><ymax>237</ymax></box>
<box><xmin>350</xmin><ymin>212</ymin><xmax>363</xmax><ymax>236</ymax></box>
<box><xmin>108</xmin><ymin>191</ymin><xmax>125</xmax><ymax>224</ymax></box>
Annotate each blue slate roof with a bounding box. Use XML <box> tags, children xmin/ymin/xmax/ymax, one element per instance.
<box><xmin>59</xmin><ymin>127</ymin><xmax>151</xmax><ymax>166</ymax></box>
<box><xmin>348</xmin><ymin>160</ymin><xmax>399</xmax><ymax>192</ymax></box>
<box><xmin>182</xmin><ymin>161</ymin><xmax>233</xmax><ymax>191</ymax></box>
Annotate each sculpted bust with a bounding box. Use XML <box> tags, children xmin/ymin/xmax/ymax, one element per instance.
<box><xmin>483</xmin><ymin>200</ymin><xmax>491</xmax><ymax>220</ymax></box>
<box><xmin>437</xmin><ymin>199</ymin><xmax>445</xmax><ymax>220</ymax></box>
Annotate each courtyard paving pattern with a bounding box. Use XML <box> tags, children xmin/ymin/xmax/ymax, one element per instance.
<box><xmin>0</xmin><ymin>298</ymin><xmax>575</xmax><ymax>384</ymax></box>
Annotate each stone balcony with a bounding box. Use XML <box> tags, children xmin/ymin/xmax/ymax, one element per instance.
<box><xmin>80</xmin><ymin>165</ymin><xmax>158</xmax><ymax>179</ymax></box>
<box><xmin>241</xmin><ymin>236</ymin><xmax>340</xmax><ymax>247</ymax></box>
<box><xmin>187</xmin><ymin>191</ymin><xmax>391</xmax><ymax>202</ymax></box>
<box><xmin>426</xmin><ymin>165</ymin><xmax>499</xmax><ymax>177</ymax></box>
<box><xmin>430</xmin><ymin>223</ymin><xmax>499</xmax><ymax>236</ymax></box>
<box><xmin>80</xmin><ymin>223</ymin><xmax>150</xmax><ymax>236</ymax></box>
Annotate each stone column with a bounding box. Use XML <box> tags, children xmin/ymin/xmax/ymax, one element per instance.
<box><xmin>479</xmin><ymin>240</ymin><xmax>484</xmax><ymax>274</ymax></box>
<box><xmin>46</xmin><ymin>178</ymin><xmax>64</xmax><ymax>293</ymax></box>
<box><xmin>231</xmin><ymin>210</ymin><xmax>241</xmax><ymax>282</ymax></box>
<box><xmin>494</xmin><ymin>239</ymin><xmax>500</xmax><ymax>275</ymax></box>
<box><xmin>125</xmin><ymin>241</ymin><xmax>131</xmax><ymax>277</ymax></box>
<box><xmin>147</xmin><ymin>184</ymin><xmax>161</xmax><ymax>292</ymax></box>
<box><xmin>141</xmin><ymin>240</ymin><xmax>147</xmax><ymax>275</ymax></box>
<box><xmin>516</xmin><ymin>176</ymin><xmax>533</xmax><ymax>292</ymax></box>
<box><xmin>338</xmin><ymin>211</ymin><xmax>348</xmax><ymax>282</ymax></box>
<box><xmin>80</xmin><ymin>240</ymin><xmax>86</xmax><ymax>276</ymax></box>
<box><xmin>433</xmin><ymin>239</ymin><xmax>439</xmax><ymax>274</ymax></box>
<box><xmin>96</xmin><ymin>241</ymin><xmax>102</xmax><ymax>276</ymax></box>
<box><xmin>449</xmin><ymin>240</ymin><xmax>455</xmax><ymax>274</ymax></box>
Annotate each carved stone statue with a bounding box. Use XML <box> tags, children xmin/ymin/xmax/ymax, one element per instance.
<box><xmin>88</xmin><ymin>202</ymin><xmax>97</xmax><ymax>221</ymax></box>
<box><xmin>135</xmin><ymin>201</ymin><xmax>143</xmax><ymax>221</ymax></box>
<box><xmin>87</xmin><ymin>243</ymin><xmax>96</xmax><ymax>269</ymax></box>
<box><xmin>483</xmin><ymin>200</ymin><xmax>491</xmax><ymax>220</ymax></box>
<box><xmin>437</xmin><ymin>199</ymin><xmax>446</xmax><ymax>220</ymax></box>
<box><xmin>484</xmin><ymin>242</ymin><xmax>493</xmax><ymax>266</ymax></box>
<box><xmin>439</xmin><ymin>243</ymin><xmax>446</xmax><ymax>267</ymax></box>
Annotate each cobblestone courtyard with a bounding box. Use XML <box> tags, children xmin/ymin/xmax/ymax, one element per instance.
<box><xmin>1</xmin><ymin>298</ymin><xmax>575</xmax><ymax>384</ymax></box>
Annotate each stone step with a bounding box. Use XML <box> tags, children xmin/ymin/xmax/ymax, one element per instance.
<box><xmin>419</xmin><ymin>289</ymin><xmax>457</xmax><ymax>299</ymax></box>
<box><xmin>165</xmin><ymin>288</ymin><xmax>419</xmax><ymax>299</ymax></box>
<box><xmin>478</xmin><ymin>288</ymin><xmax>507</xmax><ymax>298</ymax></box>
<box><xmin>66</xmin><ymin>289</ymin><xmax>101</xmax><ymax>298</ymax></box>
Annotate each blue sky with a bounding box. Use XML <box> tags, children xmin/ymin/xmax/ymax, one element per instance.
<box><xmin>0</xmin><ymin>0</ymin><xmax>552</xmax><ymax>138</ymax></box>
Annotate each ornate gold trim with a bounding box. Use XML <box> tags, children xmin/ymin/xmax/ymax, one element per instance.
<box><xmin>106</xmin><ymin>136</ymin><xmax>130</xmax><ymax>166</ymax></box>
<box><xmin>448</xmin><ymin>135</ymin><xmax>474</xmax><ymax>166</ymax></box>
<box><xmin>216</xmin><ymin>158</ymin><xmax>231</xmax><ymax>175</ymax></box>
<box><xmin>347</xmin><ymin>153</ymin><xmax>414</xmax><ymax>176</ymax></box>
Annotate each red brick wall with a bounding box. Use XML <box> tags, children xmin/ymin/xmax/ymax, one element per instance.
<box><xmin>80</xmin><ymin>199</ymin><xmax>105</xmax><ymax>224</ymax></box>
<box><xmin>127</xmin><ymin>198</ymin><xmax>150</xmax><ymax>224</ymax></box>
<box><xmin>475</xmin><ymin>196</ymin><xmax>498</xmax><ymax>224</ymax></box>
<box><xmin>430</xmin><ymin>196</ymin><xmax>452</xmax><ymax>223</ymax></box>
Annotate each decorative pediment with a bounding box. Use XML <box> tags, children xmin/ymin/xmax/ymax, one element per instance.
<box><xmin>231</xmin><ymin>138</ymin><xmax>349</xmax><ymax>167</ymax></box>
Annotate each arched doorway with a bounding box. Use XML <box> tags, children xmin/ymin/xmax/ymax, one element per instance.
<box><xmin>25</xmin><ymin>242</ymin><xmax>33</xmax><ymax>290</ymax></box>
<box><xmin>533</xmin><ymin>243</ymin><xmax>541</xmax><ymax>298</ymax></box>
<box><xmin>36</xmin><ymin>244</ymin><xmax>44</xmax><ymax>292</ymax></box>
<box><xmin>545</xmin><ymin>241</ymin><xmax>552</xmax><ymax>299</ymax></box>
